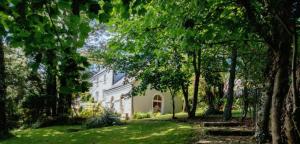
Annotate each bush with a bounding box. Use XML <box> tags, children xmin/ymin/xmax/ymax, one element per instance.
<box><xmin>133</xmin><ymin>112</ymin><xmax>151</xmax><ymax>119</ymax></box>
<box><xmin>84</xmin><ymin>109</ymin><xmax>122</xmax><ymax>129</ymax></box>
<box><xmin>78</xmin><ymin>103</ymin><xmax>103</xmax><ymax>118</ymax></box>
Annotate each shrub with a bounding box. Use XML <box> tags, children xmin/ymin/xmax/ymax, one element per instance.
<box><xmin>133</xmin><ymin>112</ymin><xmax>151</xmax><ymax>119</ymax></box>
<box><xmin>78</xmin><ymin>103</ymin><xmax>103</xmax><ymax>118</ymax></box>
<box><xmin>84</xmin><ymin>109</ymin><xmax>122</xmax><ymax>129</ymax></box>
<box><xmin>152</xmin><ymin>112</ymin><xmax>161</xmax><ymax>117</ymax></box>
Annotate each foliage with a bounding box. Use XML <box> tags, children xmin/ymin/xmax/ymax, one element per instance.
<box><xmin>133</xmin><ymin>112</ymin><xmax>151</xmax><ymax>119</ymax></box>
<box><xmin>78</xmin><ymin>103</ymin><xmax>103</xmax><ymax>118</ymax></box>
<box><xmin>0</xmin><ymin>0</ymin><xmax>297</xmax><ymax>143</ymax></box>
<box><xmin>79</xmin><ymin>92</ymin><xmax>93</xmax><ymax>102</ymax></box>
<box><xmin>4</xmin><ymin>0</ymin><xmax>94</xmax><ymax>123</ymax></box>
<box><xmin>84</xmin><ymin>108</ymin><xmax>121</xmax><ymax>129</ymax></box>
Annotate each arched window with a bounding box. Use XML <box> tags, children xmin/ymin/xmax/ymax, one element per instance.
<box><xmin>153</xmin><ymin>95</ymin><xmax>162</xmax><ymax>113</ymax></box>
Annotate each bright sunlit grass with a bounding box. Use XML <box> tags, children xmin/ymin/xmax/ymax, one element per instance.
<box><xmin>0</xmin><ymin>120</ymin><xmax>194</xmax><ymax>144</ymax></box>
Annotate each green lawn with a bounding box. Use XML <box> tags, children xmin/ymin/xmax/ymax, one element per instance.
<box><xmin>0</xmin><ymin>120</ymin><xmax>194</xmax><ymax>144</ymax></box>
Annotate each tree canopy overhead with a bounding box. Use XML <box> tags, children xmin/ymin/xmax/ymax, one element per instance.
<box><xmin>0</xmin><ymin>0</ymin><xmax>299</xmax><ymax>144</ymax></box>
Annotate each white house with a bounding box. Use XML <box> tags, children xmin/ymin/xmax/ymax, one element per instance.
<box><xmin>89</xmin><ymin>69</ymin><xmax>183</xmax><ymax>119</ymax></box>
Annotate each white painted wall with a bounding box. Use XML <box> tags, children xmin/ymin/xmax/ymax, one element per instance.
<box><xmin>89</xmin><ymin>70</ymin><xmax>184</xmax><ymax>119</ymax></box>
<box><xmin>133</xmin><ymin>88</ymin><xmax>183</xmax><ymax>114</ymax></box>
<box><xmin>102</xmin><ymin>84</ymin><xmax>132</xmax><ymax>117</ymax></box>
<box><xmin>89</xmin><ymin>69</ymin><xmax>114</xmax><ymax>103</ymax></box>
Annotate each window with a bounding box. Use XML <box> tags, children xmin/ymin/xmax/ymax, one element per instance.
<box><xmin>153</xmin><ymin>95</ymin><xmax>162</xmax><ymax>113</ymax></box>
<box><xmin>112</xmin><ymin>71</ymin><xmax>125</xmax><ymax>84</ymax></box>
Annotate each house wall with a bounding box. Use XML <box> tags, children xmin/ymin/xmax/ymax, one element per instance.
<box><xmin>133</xmin><ymin>88</ymin><xmax>183</xmax><ymax>114</ymax></box>
<box><xmin>90</xmin><ymin>69</ymin><xmax>114</xmax><ymax>102</ymax></box>
<box><xmin>102</xmin><ymin>84</ymin><xmax>132</xmax><ymax>117</ymax></box>
<box><xmin>89</xmin><ymin>70</ymin><xmax>184</xmax><ymax>119</ymax></box>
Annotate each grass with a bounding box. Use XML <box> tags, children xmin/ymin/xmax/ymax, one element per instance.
<box><xmin>0</xmin><ymin>109</ymin><xmax>249</xmax><ymax>144</ymax></box>
<box><xmin>0</xmin><ymin>120</ymin><xmax>194</xmax><ymax>144</ymax></box>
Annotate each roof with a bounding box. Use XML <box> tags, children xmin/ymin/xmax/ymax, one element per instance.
<box><xmin>91</xmin><ymin>69</ymin><xmax>108</xmax><ymax>80</ymax></box>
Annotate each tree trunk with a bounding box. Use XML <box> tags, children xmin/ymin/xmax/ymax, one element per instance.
<box><xmin>270</xmin><ymin>48</ymin><xmax>290</xmax><ymax>144</ymax></box>
<box><xmin>45</xmin><ymin>50</ymin><xmax>58</xmax><ymax>117</ymax></box>
<box><xmin>242</xmin><ymin>84</ymin><xmax>249</xmax><ymax>121</ymax></box>
<box><xmin>253</xmin><ymin>89</ymin><xmax>258</xmax><ymax>125</ymax></box>
<box><xmin>190</xmin><ymin>48</ymin><xmax>201</xmax><ymax>118</ymax></box>
<box><xmin>255</xmin><ymin>74</ymin><xmax>274</xmax><ymax>144</ymax></box>
<box><xmin>291</xmin><ymin>26</ymin><xmax>300</xmax><ymax>138</ymax></box>
<box><xmin>131</xmin><ymin>91</ymin><xmax>134</xmax><ymax>119</ymax></box>
<box><xmin>181</xmin><ymin>83</ymin><xmax>191</xmax><ymax>117</ymax></box>
<box><xmin>207</xmin><ymin>88</ymin><xmax>215</xmax><ymax>111</ymax></box>
<box><xmin>0</xmin><ymin>38</ymin><xmax>8</xmax><ymax>138</ymax></box>
<box><xmin>238</xmin><ymin>0</ymin><xmax>295</xmax><ymax>142</ymax></box>
<box><xmin>224</xmin><ymin>47</ymin><xmax>237</xmax><ymax>121</ymax></box>
<box><xmin>57</xmin><ymin>76</ymin><xmax>65</xmax><ymax>117</ymax></box>
<box><xmin>292</xmin><ymin>66</ymin><xmax>300</xmax><ymax>139</ymax></box>
<box><xmin>172</xmin><ymin>95</ymin><xmax>175</xmax><ymax>119</ymax></box>
<box><xmin>284</xmin><ymin>88</ymin><xmax>300</xmax><ymax>144</ymax></box>
<box><xmin>168</xmin><ymin>88</ymin><xmax>177</xmax><ymax>119</ymax></box>
<box><xmin>190</xmin><ymin>73</ymin><xmax>200</xmax><ymax>118</ymax></box>
<box><xmin>217</xmin><ymin>83</ymin><xmax>224</xmax><ymax>111</ymax></box>
<box><xmin>255</xmin><ymin>48</ymin><xmax>274</xmax><ymax>143</ymax></box>
<box><xmin>58</xmin><ymin>76</ymin><xmax>72</xmax><ymax>117</ymax></box>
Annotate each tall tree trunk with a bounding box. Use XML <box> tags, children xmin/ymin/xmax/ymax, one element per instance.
<box><xmin>270</xmin><ymin>46</ymin><xmax>291</xmax><ymax>144</ymax></box>
<box><xmin>253</xmin><ymin>89</ymin><xmax>258</xmax><ymax>126</ymax></box>
<box><xmin>291</xmin><ymin>25</ymin><xmax>300</xmax><ymax>138</ymax></box>
<box><xmin>292</xmin><ymin>66</ymin><xmax>300</xmax><ymax>138</ymax></box>
<box><xmin>224</xmin><ymin>47</ymin><xmax>237</xmax><ymax>121</ymax></box>
<box><xmin>190</xmin><ymin>48</ymin><xmax>201</xmax><ymax>118</ymax></box>
<box><xmin>242</xmin><ymin>83</ymin><xmax>249</xmax><ymax>121</ymax></box>
<box><xmin>0</xmin><ymin>38</ymin><xmax>8</xmax><ymax>138</ymax></box>
<box><xmin>190</xmin><ymin>73</ymin><xmax>200</xmax><ymax>118</ymax></box>
<box><xmin>284</xmin><ymin>88</ymin><xmax>300</xmax><ymax>144</ymax></box>
<box><xmin>131</xmin><ymin>91</ymin><xmax>134</xmax><ymax>119</ymax></box>
<box><xmin>182</xmin><ymin>48</ymin><xmax>201</xmax><ymax>118</ymax></box>
<box><xmin>172</xmin><ymin>95</ymin><xmax>175</xmax><ymax>119</ymax></box>
<box><xmin>181</xmin><ymin>83</ymin><xmax>191</xmax><ymax>117</ymax></box>
<box><xmin>238</xmin><ymin>0</ymin><xmax>295</xmax><ymax>143</ymax></box>
<box><xmin>58</xmin><ymin>76</ymin><xmax>69</xmax><ymax>117</ymax></box>
<box><xmin>255</xmin><ymin>48</ymin><xmax>274</xmax><ymax>143</ymax></box>
<box><xmin>207</xmin><ymin>88</ymin><xmax>215</xmax><ymax>111</ymax></box>
<box><xmin>45</xmin><ymin>50</ymin><xmax>58</xmax><ymax>117</ymax></box>
<box><xmin>169</xmin><ymin>88</ymin><xmax>176</xmax><ymax>119</ymax></box>
<box><xmin>217</xmin><ymin>83</ymin><xmax>224</xmax><ymax>111</ymax></box>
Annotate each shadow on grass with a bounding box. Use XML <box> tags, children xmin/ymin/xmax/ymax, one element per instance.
<box><xmin>1</xmin><ymin>120</ymin><xmax>194</xmax><ymax>144</ymax></box>
<box><xmin>0</xmin><ymin>132</ymin><xmax>14</xmax><ymax>142</ymax></box>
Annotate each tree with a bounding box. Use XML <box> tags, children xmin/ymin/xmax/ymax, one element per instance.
<box><xmin>0</xmin><ymin>0</ymin><xmax>14</xmax><ymax>138</ymax></box>
<box><xmin>133</xmin><ymin>46</ymin><xmax>187</xmax><ymax>119</ymax></box>
<box><xmin>98</xmin><ymin>0</ymin><xmax>256</xmax><ymax>119</ymax></box>
<box><xmin>7</xmin><ymin>0</ymin><xmax>95</xmax><ymax>122</ymax></box>
<box><xmin>238</xmin><ymin>0</ymin><xmax>300</xmax><ymax>143</ymax></box>
<box><xmin>0</xmin><ymin>37</ymin><xmax>8</xmax><ymax>138</ymax></box>
<box><xmin>223</xmin><ymin>46</ymin><xmax>237</xmax><ymax>120</ymax></box>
